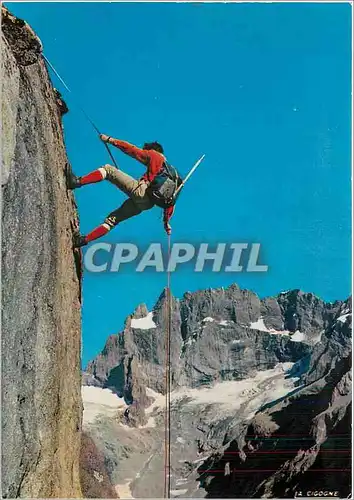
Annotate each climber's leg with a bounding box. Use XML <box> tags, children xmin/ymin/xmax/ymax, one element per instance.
<box><xmin>103</xmin><ymin>198</ymin><xmax>143</xmax><ymax>231</ymax></box>
<box><xmin>80</xmin><ymin>167</ymin><xmax>107</xmax><ymax>186</ymax></box>
<box><xmin>67</xmin><ymin>165</ymin><xmax>108</xmax><ymax>190</ymax></box>
<box><xmin>67</xmin><ymin>163</ymin><xmax>148</xmax><ymax>201</ymax></box>
<box><xmin>102</xmin><ymin>165</ymin><xmax>143</xmax><ymax>198</ymax></box>
<box><xmin>73</xmin><ymin>198</ymin><xmax>147</xmax><ymax>248</ymax></box>
<box><xmin>103</xmin><ymin>166</ymin><xmax>156</xmax><ymax>213</ymax></box>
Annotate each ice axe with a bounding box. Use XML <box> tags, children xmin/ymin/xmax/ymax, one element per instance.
<box><xmin>175</xmin><ymin>154</ymin><xmax>206</xmax><ymax>196</ymax></box>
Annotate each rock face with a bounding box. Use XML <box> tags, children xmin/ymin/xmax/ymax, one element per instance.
<box><xmin>1</xmin><ymin>7</ymin><xmax>82</xmax><ymax>498</ymax></box>
<box><xmin>80</xmin><ymin>433</ymin><xmax>119</xmax><ymax>498</ymax></box>
<box><xmin>84</xmin><ymin>286</ymin><xmax>351</xmax><ymax>498</ymax></box>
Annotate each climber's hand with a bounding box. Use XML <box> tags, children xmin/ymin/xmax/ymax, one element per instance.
<box><xmin>100</xmin><ymin>134</ymin><xmax>111</xmax><ymax>143</ymax></box>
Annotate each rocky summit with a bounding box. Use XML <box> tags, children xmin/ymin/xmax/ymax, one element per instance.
<box><xmin>83</xmin><ymin>285</ymin><xmax>351</xmax><ymax>498</ymax></box>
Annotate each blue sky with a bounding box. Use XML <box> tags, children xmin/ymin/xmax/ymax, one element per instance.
<box><xmin>9</xmin><ymin>2</ymin><xmax>352</xmax><ymax>366</ymax></box>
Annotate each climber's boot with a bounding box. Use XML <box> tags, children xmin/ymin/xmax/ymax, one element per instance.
<box><xmin>66</xmin><ymin>163</ymin><xmax>82</xmax><ymax>190</ymax></box>
<box><xmin>73</xmin><ymin>233</ymin><xmax>87</xmax><ymax>248</ymax></box>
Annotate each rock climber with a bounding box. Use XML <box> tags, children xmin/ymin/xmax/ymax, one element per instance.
<box><xmin>68</xmin><ymin>134</ymin><xmax>183</xmax><ymax>248</ymax></box>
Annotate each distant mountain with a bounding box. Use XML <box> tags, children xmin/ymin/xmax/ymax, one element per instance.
<box><xmin>83</xmin><ymin>284</ymin><xmax>351</xmax><ymax>498</ymax></box>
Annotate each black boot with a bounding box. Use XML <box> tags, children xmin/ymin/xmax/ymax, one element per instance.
<box><xmin>66</xmin><ymin>163</ymin><xmax>82</xmax><ymax>190</ymax></box>
<box><xmin>73</xmin><ymin>233</ymin><xmax>87</xmax><ymax>248</ymax></box>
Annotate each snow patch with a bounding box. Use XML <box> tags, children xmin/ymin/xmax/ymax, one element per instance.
<box><xmin>172</xmin><ymin>363</ymin><xmax>298</xmax><ymax>414</ymax></box>
<box><xmin>249</xmin><ymin>317</ymin><xmax>290</xmax><ymax>336</ymax></box>
<box><xmin>131</xmin><ymin>312</ymin><xmax>156</xmax><ymax>330</ymax></box>
<box><xmin>249</xmin><ymin>317</ymin><xmax>307</xmax><ymax>341</ymax></box>
<box><xmin>83</xmin><ymin>386</ymin><xmax>164</xmax><ymax>430</ymax></box>
<box><xmin>171</xmin><ymin>489</ymin><xmax>188</xmax><ymax>497</ymax></box>
<box><xmin>120</xmin><ymin>364</ymin><xmax>299</xmax><ymax>432</ymax></box>
<box><xmin>115</xmin><ymin>482</ymin><xmax>133</xmax><ymax>499</ymax></box>
<box><xmin>219</xmin><ymin>320</ymin><xmax>233</xmax><ymax>326</ymax></box>
<box><xmin>176</xmin><ymin>478</ymin><xmax>188</xmax><ymax>486</ymax></box>
<box><xmin>145</xmin><ymin>387</ymin><xmax>166</xmax><ymax>413</ymax></box>
<box><xmin>337</xmin><ymin>313</ymin><xmax>351</xmax><ymax>324</ymax></box>
<box><xmin>193</xmin><ymin>456</ymin><xmax>209</xmax><ymax>464</ymax></box>
<box><xmin>290</xmin><ymin>330</ymin><xmax>306</xmax><ymax>342</ymax></box>
<box><xmin>249</xmin><ymin>317</ymin><xmax>270</xmax><ymax>332</ymax></box>
<box><xmin>202</xmin><ymin>317</ymin><xmax>214</xmax><ymax>323</ymax></box>
<box><xmin>82</xmin><ymin>386</ymin><xmax>126</xmax><ymax>424</ymax></box>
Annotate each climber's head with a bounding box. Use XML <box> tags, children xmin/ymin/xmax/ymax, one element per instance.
<box><xmin>143</xmin><ymin>141</ymin><xmax>164</xmax><ymax>154</ymax></box>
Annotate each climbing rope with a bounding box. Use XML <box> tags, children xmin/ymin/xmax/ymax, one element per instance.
<box><xmin>43</xmin><ymin>54</ymin><xmax>119</xmax><ymax>169</ymax></box>
<box><xmin>163</xmin><ymin>234</ymin><xmax>172</xmax><ymax>498</ymax></box>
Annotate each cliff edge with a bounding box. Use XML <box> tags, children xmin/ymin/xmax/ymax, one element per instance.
<box><xmin>1</xmin><ymin>7</ymin><xmax>82</xmax><ymax>497</ymax></box>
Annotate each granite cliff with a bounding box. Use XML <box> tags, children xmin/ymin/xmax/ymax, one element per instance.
<box><xmin>1</xmin><ymin>7</ymin><xmax>83</xmax><ymax>497</ymax></box>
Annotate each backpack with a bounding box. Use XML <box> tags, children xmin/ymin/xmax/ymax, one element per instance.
<box><xmin>147</xmin><ymin>161</ymin><xmax>182</xmax><ymax>209</ymax></box>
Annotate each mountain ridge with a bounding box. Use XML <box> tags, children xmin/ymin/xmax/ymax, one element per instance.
<box><xmin>82</xmin><ymin>283</ymin><xmax>351</xmax><ymax>497</ymax></box>
<box><xmin>85</xmin><ymin>284</ymin><xmax>350</xmax><ymax>392</ymax></box>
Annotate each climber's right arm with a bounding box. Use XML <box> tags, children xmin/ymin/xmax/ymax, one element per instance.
<box><xmin>100</xmin><ymin>134</ymin><xmax>149</xmax><ymax>165</ymax></box>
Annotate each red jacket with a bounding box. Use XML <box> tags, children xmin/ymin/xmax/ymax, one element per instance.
<box><xmin>109</xmin><ymin>138</ymin><xmax>174</xmax><ymax>234</ymax></box>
